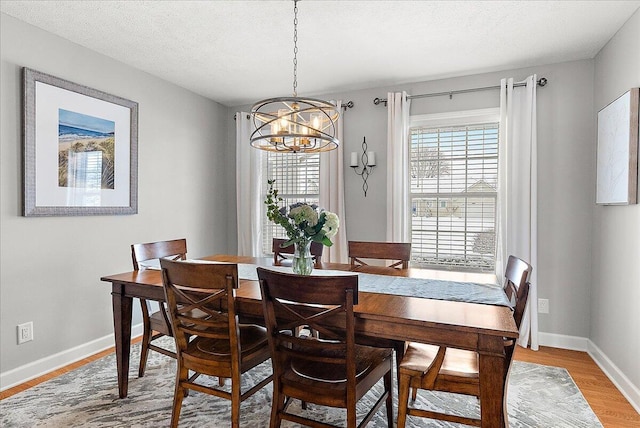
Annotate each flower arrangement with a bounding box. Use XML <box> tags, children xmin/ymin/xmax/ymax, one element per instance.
<box><xmin>264</xmin><ymin>180</ymin><xmax>339</xmax><ymax>248</ymax></box>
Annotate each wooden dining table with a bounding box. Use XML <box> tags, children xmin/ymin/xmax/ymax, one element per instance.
<box><xmin>101</xmin><ymin>254</ymin><xmax>518</xmax><ymax>428</ymax></box>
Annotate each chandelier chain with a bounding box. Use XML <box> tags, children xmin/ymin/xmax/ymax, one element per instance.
<box><xmin>249</xmin><ymin>0</ymin><xmax>340</xmax><ymax>153</ymax></box>
<box><xmin>293</xmin><ymin>0</ymin><xmax>298</xmax><ymax>97</ymax></box>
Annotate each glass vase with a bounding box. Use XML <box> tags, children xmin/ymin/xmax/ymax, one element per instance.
<box><xmin>292</xmin><ymin>239</ymin><xmax>314</xmax><ymax>275</ymax></box>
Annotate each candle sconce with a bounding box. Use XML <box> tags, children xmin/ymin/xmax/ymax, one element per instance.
<box><xmin>350</xmin><ymin>137</ymin><xmax>376</xmax><ymax>197</ymax></box>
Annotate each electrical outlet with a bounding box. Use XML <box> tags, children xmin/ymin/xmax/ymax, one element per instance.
<box><xmin>538</xmin><ymin>298</ymin><xmax>549</xmax><ymax>314</ymax></box>
<box><xmin>17</xmin><ymin>321</ymin><xmax>33</xmax><ymax>344</ymax></box>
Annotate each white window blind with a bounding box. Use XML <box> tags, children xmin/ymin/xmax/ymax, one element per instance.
<box><xmin>261</xmin><ymin>152</ymin><xmax>320</xmax><ymax>255</ymax></box>
<box><xmin>410</xmin><ymin>122</ymin><xmax>498</xmax><ymax>272</ymax></box>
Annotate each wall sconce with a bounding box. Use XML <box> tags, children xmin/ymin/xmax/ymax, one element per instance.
<box><xmin>350</xmin><ymin>137</ymin><xmax>376</xmax><ymax>197</ymax></box>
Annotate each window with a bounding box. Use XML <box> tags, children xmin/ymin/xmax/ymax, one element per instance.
<box><xmin>261</xmin><ymin>152</ymin><xmax>320</xmax><ymax>255</ymax></box>
<box><xmin>409</xmin><ymin>110</ymin><xmax>499</xmax><ymax>272</ymax></box>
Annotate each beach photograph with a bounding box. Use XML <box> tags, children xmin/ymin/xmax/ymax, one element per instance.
<box><xmin>58</xmin><ymin>108</ymin><xmax>115</xmax><ymax>189</ymax></box>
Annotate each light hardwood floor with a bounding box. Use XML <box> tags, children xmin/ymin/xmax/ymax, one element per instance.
<box><xmin>2</xmin><ymin>342</ymin><xmax>639</xmax><ymax>427</ymax></box>
<box><xmin>514</xmin><ymin>346</ymin><xmax>639</xmax><ymax>427</ymax></box>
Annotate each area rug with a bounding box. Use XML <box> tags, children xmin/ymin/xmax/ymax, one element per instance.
<box><xmin>0</xmin><ymin>338</ymin><xmax>603</xmax><ymax>427</ymax></box>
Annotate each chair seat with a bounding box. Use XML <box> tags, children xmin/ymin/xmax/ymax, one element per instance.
<box><xmin>287</xmin><ymin>344</ymin><xmax>392</xmax><ymax>385</ymax></box>
<box><xmin>400</xmin><ymin>343</ymin><xmax>479</xmax><ymax>379</ymax></box>
<box><xmin>186</xmin><ymin>324</ymin><xmax>268</xmax><ymax>360</ymax></box>
<box><xmin>281</xmin><ymin>344</ymin><xmax>393</xmax><ymax>408</ymax></box>
<box><xmin>149</xmin><ymin>310</ymin><xmax>171</xmax><ymax>335</ymax></box>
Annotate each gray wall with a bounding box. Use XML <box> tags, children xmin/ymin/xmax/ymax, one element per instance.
<box><xmin>592</xmin><ymin>9</ymin><xmax>640</xmax><ymax>390</ymax></box>
<box><xmin>0</xmin><ymin>14</ymin><xmax>229</xmax><ymax>374</ymax></box>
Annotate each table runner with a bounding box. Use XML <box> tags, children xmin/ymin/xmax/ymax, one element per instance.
<box><xmin>184</xmin><ymin>260</ymin><xmax>510</xmax><ymax>307</ymax></box>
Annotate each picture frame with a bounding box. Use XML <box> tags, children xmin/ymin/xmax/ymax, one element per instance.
<box><xmin>23</xmin><ymin>67</ymin><xmax>138</xmax><ymax>216</ymax></box>
<box><xmin>596</xmin><ymin>87</ymin><xmax>639</xmax><ymax>205</ymax></box>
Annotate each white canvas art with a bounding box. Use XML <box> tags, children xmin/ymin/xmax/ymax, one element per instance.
<box><xmin>596</xmin><ymin>88</ymin><xmax>639</xmax><ymax>205</ymax></box>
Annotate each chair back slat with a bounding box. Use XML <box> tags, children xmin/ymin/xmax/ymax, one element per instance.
<box><xmin>503</xmin><ymin>255</ymin><xmax>532</xmax><ymax>328</ymax></box>
<box><xmin>348</xmin><ymin>241</ymin><xmax>411</xmax><ymax>269</ymax></box>
<box><xmin>132</xmin><ymin>238</ymin><xmax>187</xmax><ymax>270</ymax></box>
<box><xmin>260</xmin><ymin>268</ymin><xmax>358</xmax><ymax>305</ymax></box>
<box><xmin>513</xmin><ymin>281</ymin><xmax>531</xmax><ymax>330</ymax></box>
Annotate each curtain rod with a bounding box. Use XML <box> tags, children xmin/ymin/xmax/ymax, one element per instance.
<box><xmin>373</xmin><ymin>77</ymin><xmax>548</xmax><ymax>106</ymax></box>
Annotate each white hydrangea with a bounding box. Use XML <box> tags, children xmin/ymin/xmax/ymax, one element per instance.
<box><xmin>322</xmin><ymin>211</ymin><xmax>339</xmax><ymax>238</ymax></box>
<box><xmin>289</xmin><ymin>204</ymin><xmax>318</xmax><ymax>227</ymax></box>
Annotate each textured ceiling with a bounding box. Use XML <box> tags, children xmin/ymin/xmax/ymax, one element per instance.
<box><xmin>2</xmin><ymin>1</ymin><xmax>639</xmax><ymax>106</ymax></box>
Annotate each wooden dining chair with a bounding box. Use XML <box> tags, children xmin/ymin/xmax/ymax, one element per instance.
<box><xmin>396</xmin><ymin>256</ymin><xmax>532</xmax><ymax>428</ymax></box>
<box><xmin>348</xmin><ymin>241</ymin><xmax>411</xmax><ymax>270</ymax></box>
<box><xmin>131</xmin><ymin>238</ymin><xmax>187</xmax><ymax>377</ymax></box>
<box><xmin>272</xmin><ymin>237</ymin><xmax>324</xmax><ymax>268</ymax></box>
<box><xmin>161</xmin><ymin>259</ymin><xmax>273</xmax><ymax>428</ymax></box>
<box><xmin>257</xmin><ymin>267</ymin><xmax>394</xmax><ymax>428</ymax></box>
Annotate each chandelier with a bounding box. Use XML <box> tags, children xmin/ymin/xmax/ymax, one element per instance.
<box><xmin>250</xmin><ymin>0</ymin><xmax>340</xmax><ymax>153</ymax></box>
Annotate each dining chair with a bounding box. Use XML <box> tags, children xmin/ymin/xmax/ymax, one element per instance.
<box><xmin>161</xmin><ymin>259</ymin><xmax>273</xmax><ymax>428</ymax></box>
<box><xmin>396</xmin><ymin>255</ymin><xmax>532</xmax><ymax>428</ymax></box>
<box><xmin>348</xmin><ymin>241</ymin><xmax>411</xmax><ymax>270</ymax></box>
<box><xmin>272</xmin><ymin>237</ymin><xmax>324</xmax><ymax>268</ymax></box>
<box><xmin>131</xmin><ymin>238</ymin><xmax>187</xmax><ymax>377</ymax></box>
<box><xmin>256</xmin><ymin>267</ymin><xmax>394</xmax><ymax>428</ymax></box>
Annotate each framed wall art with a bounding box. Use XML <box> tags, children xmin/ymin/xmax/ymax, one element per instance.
<box><xmin>595</xmin><ymin>87</ymin><xmax>639</xmax><ymax>205</ymax></box>
<box><xmin>23</xmin><ymin>67</ymin><xmax>138</xmax><ymax>216</ymax></box>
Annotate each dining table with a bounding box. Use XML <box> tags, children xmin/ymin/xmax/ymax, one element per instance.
<box><xmin>100</xmin><ymin>254</ymin><xmax>518</xmax><ymax>428</ymax></box>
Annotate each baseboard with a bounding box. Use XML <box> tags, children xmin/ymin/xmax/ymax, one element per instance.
<box><xmin>538</xmin><ymin>331</ymin><xmax>590</xmax><ymax>351</ymax></box>
<box><xmin>587</xmin><ymin>340</ymin><xmax>640</xmax><ymax>414</ymax></box>
<box><xmin>0</xmin><ymin>323</ymin><xmax>143</xmax><ymax>392</ymax></box>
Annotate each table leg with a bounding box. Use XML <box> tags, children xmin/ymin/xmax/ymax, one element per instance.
<box><xmin>478</xmin><ymin>335</ymin><xmax>508</xmax><ymax>428</ymax></box>
<box><xmin>394</xmin><ymin>341</ymin><xmax>405</xmax><ymax>384</ymax></box>
<box><xmin>111</xmin><ymin>283</ymin><xmax>133</xmax><ymax>398</ymax></box>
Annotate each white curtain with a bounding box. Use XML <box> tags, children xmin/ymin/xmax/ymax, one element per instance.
<box><xmin>236</xmin><ymin>112</ymin><xmax>264</xmax><ymax>257</ymax></box>
<box><xmin>386</xmin><ymin>92</ymin><xmax>411</xmax><ymax>242</ymax></box>
<box><xmin>497</xmin><ymin>76</ymin><xmax>539</xmax><ymax>350</ymax></box>
<box><xmin>320</xmin><ymin>100</ymin><xmax>348</xmax><ymax>263</ymax></box>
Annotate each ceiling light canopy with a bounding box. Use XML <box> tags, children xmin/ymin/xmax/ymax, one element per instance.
<box><xmin>250</xmin><ymin>0</ymin><xmax>340</xmax><ymax>153</ymax></box>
